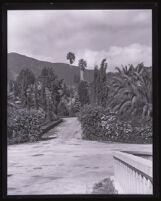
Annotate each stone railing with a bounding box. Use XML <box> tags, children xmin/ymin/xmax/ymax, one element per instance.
<box><xmin>113</xmin><ymin>151</ymin><xmax>153</xmax><ymax>194</ymax></box>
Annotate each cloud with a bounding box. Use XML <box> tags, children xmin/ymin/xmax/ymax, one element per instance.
<box><xmin>76</xmin><ymin>44</ymin><xmax>152</xmax><ymax>71</ymax></box>
<box><xmin>7</xmin><ymin>10</ymin><xmax>152</xmax><ymax>71</ymax></box>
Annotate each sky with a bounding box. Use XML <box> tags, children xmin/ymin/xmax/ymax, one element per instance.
<box><xmin>8</xmin><ymin>10</ymin><xmax>152</xmax><ymax>71</ymax></box>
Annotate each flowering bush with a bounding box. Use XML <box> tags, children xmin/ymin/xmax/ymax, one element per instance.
<box><xmin>8</xmin><ymin>107</ymin><xmax>45</xmax><ymax>144</ymax></box>
<box><xmin>78</xmin><ymin>104</ymin><xmax>104</xmax><ymax>140</ymax></box>
<box><xmin>79</xmin><ymin>105</ymin><xmax>152</xmax><ymax>143</ymax></box>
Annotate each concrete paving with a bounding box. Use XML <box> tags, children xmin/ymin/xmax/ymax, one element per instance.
<box><xmin>7</xmin><ymin>117</ymin><xmax>152</xmax><ymax>195</ymax></box>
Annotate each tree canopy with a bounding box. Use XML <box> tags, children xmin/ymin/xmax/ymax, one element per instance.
<box><xmin>78</xmin><ymin>59</ymin><xmax>87</xmax><ymax>72</ymax></box>
<box><xmin>66</xmin><ymin>52</ymin><xmax>75</xmax><ymax>65</ymax></box>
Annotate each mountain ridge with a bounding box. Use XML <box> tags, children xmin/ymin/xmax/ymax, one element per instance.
<box><xmin>8</xmin><ymin>52</ymin><xmax>94</xmax><ymax>85</ymax></box>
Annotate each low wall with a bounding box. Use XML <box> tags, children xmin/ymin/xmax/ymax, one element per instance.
<box><xmin>121</xmin><ymin>150</ymin><xmax>152</xmax><ymax>161</ymax></box>
<box><xmin>41</xmin><ymin>119</ymin><xmax>63</xmax><ymax>134</ymax></box>
<box><xmin>113</xmin><ymin>151</ymin><xmax>153</xmax><ymax>194</ymax></box>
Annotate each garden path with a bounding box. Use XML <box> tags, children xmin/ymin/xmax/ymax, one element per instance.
<box><xmin>8</xmin><ymin>117</ymin><xmax>152</xmax><ymax>195</ymax></box>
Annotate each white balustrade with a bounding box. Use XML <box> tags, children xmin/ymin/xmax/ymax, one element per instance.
<box><xmin>113</xmin><ymin>151</ymin><xmax>152</xmax><ymax>194</ymax></box>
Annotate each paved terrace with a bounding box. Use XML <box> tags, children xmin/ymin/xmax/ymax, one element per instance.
<box><xmin>8</xmin><ymin>117</ymin><xmax>152</xmax><ymax>195</ymax></box>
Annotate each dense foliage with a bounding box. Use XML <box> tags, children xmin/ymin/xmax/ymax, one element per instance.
<box><xmin>7</xmin><ymin>67</ymin><xmax>70</xmax><ymax>144</ymax></box>
<box><xmin>88</xmin><ymin>62</ymin><xmax>152</xmax><ymax>127</ymax></box>
<box><xmin>106</xmin><ymin>63</ymin><xmax>152</xmax><ymax>124</ymax></box>
<box><xmin>91</xmin><ymin>59</ymin><xmax>108</xmax><ymax>107</ymax></box>
<box><xmin>78</xmin><ymin>81</ymin><xmax>90</xmax><ymax>106</ymax></box>
<box><xmin>8</xmin><ymin>52</ymin><xmax>152</xmax><ymax>145</ymax></box>
<box><xmin>13</xmin><ymin>68</ymin><xmax>35</xmax><ymax>108</ymax></box>
<box><xmin>79</xmin><ymin>105</ymin><xmax>152</xmax><ymax>143</ymax></box>
<box><xmin>8</xmin><ymin>106</ymin><xmax>45</xmax><ymax>144</ymax></box>
<box><xmin>38</xmin><ymin>67</ymin><xmax>65</xmax><ymax>117</ymax></box>
<box><xmin>72</xmin><ymin>95</ymin><xmax>81</xmax><ymax>114</ymax></box>
<box><xmin>10</xmin><ymin>67</ymin><xmax>70</xmax><ymax>121</ymax></box>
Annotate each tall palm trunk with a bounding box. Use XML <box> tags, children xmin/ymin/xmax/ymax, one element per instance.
<box><xmin>80</xmin><ymin>69</ymin><xmax>84</xmax><ymax>81</ymax></box>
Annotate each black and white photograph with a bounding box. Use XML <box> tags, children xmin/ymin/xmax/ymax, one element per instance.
<box><xmin>6</xmin><ymin>7</ymin><xmax>153</xmax><ymax>195</ymax></box>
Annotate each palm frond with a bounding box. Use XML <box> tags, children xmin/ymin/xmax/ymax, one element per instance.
<box><xmin>131</xmin><ymin>95</ymin><xmax>137</xmax><ymax>106</ymax></box>
<box><xmin>115</xmin><ymin>67</ymin><xmax>122</xmax><ymax>74</ymax></box>
<box><xmin>119</xmin><ymin>100</ymin><xmax>132</xmax><ymax>113</ymax></box>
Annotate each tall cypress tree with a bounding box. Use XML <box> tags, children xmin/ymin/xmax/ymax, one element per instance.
<box><xmin>93</xmin><ymin>65</ymin><xmax>99</xmax><ymax>104</ymax></box>
<box><xmin>99</xmin><ymin>59</ymin><xmax>108</xmax><ymax>107</ymax></box>
<box><xmin>92</xmin><ymin>59</ymin><xmax>108</xmax><ymax>107</ymax></box>
<box><xmin>78</xmin><ymin>81</ymin><xmax>89</xmax><ymax>106</ymax></box>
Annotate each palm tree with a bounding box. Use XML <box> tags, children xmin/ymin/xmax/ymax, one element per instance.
<box><xmin>78</xmin><ymin>59</ymin><xmax>87</xmax><ymax>81</ymax></box>
<box><xmin>66</xmin><ymin>52</ymin><xmax>75</xmax><ymax>65</ymax></box>
<box><xmin>107</xmin><ymin>63</ymin><xmax>152</xmax><ymax>121</ymax></box>
<box><xmin>66</xmin><ymin>52</ymin><xmax>75</xmax><ymax>114</ymax></box>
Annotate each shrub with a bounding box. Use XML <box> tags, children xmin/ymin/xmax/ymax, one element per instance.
<box><xmin>72</xmin><ymin>95</ymin><xmax>81</xmax><ymax>114</ymax></box>
<box><xmin>79</xmin><ymin>104</ymin><xmax>152</xmax><ymax>143</ymax></box>
<box><xmin>92</xmin><ymin>178</ymin><xmax>118</xmax><ymax>194</ymax></box>
<box><xmin>8</xmin><ymin>107</ymin><xmax>45</xmax><ymax>144</ymax></box>
<box><xmin>78</xmin><ymin>104</ymin><xmax>104</xmax><ymax>140</ymax></box>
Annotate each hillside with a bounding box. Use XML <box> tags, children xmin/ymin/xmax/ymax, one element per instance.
<box><xmin>8</xmin><ymin>52</ymin><xmax>94</xmax><ymax>86</ymax></box>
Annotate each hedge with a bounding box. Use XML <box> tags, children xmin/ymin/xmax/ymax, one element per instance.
<box><xmin>79</xmin><ymin>104</ymin><xmax>152</xmax><ymax>143</ymax></box>
<box><xmin>8</xmin><ymin>107</ymin><xmax>46</xmax><ymax>144</ymax></box>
